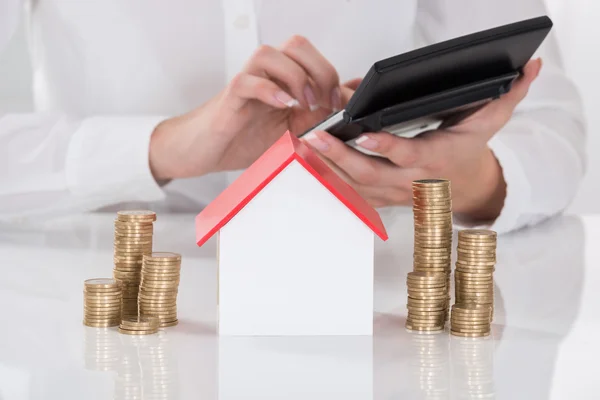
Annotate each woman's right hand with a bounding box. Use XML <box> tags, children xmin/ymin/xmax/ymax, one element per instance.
<box><xmin>149</xmin><ymin>35</ymin><xmax>343</xmax><ymax>181</ymax></box>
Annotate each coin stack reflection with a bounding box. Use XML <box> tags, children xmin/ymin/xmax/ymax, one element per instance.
<box><xmin>454</xmin><ymin>229</ymin><xmax>497</xmax><ymax>324</ymax></box>
<box><xmin>409</xmin><ymin>332</ymin><xmax>449</xmax><ymax>399</ymax></box>
<box><xmin>115</xmin><ymin>340</ymin><xmax>143</xmax><ymax>400</ymax></box>
<box><xmin>83</xmin><ymin>279</ymin><xmax>122</xmax><ymax>327</ymax></box>
<box><xmin>412</xmin><ymin>179</ymin><xmax>453</xmax><ymax>324</ymax></box>
<box><xmin>406</xmin><ymin>272</ymin><xmax>448</xmax><ymax>332</ymax></box>
<box><xmin>138</xmin><ymin>252</ymin><xmax>181</xmax><ymax>327</ymax></box>
<box><xmin>84</xmin><ymin>327</ymin><xmax>121</xmax><ymax>371</ymax></box>
<box><xmin>450</xmin><ymin>335</ymin><xmax>495</xmax><ymax>398</ymax></box>
<box><xmin>139</xmin><ymin>333</ymin><xmax>179</xmax><ymax>399</ymax></box>
<box><xmin>113</xmin><ymin>210</ymin><xmax>156</xmax><ymax>319</ymax></box>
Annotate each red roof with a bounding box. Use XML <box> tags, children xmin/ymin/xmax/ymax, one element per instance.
<box><xmin>195</xmin><ymin>131</ymin><xmax>388</xmax><ymax>246</ymax></box>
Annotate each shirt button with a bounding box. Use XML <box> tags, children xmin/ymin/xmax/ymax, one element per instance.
<box><xmin>233</xmin><ymin>14</ymin><xmax>250</xmax><ymax>30</ymax></box>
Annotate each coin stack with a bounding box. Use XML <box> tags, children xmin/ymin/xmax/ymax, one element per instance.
<box><xmin>450</xmin><ymin>303</ymin><xmax>492</xmax><ymax>338</ymax></box>
<box><xmin>138</xmin><ymin>252</ymin><xmax>181</xmax><ymax>328</ymax></box>
<box><xmin>454</xmin><ymin>229</ymin><xmax>497</xmax><ymax>325</ymax></box>
<box><xmin>83</xmin><ymin>278</ymin><xmax>122</xmax><ymax>327</ymax></box>
<box><xmin>412</xmin><ymin>179</ymin><xmax>453</xmax><ymax>322</ymax></box>
<box><xmin>119</xmin><ymin>316</ymin><xmax>160</xmax><ymax>335</ymax></box>
<box><xmin>406</xmin><ymin>271</ymin><xmax>448</xmax><ymax>333</ymax></box>
<box><xmin>113</xmin><ymin>210</ymin><xmax>156</xmax><ymax>319</ymax></box>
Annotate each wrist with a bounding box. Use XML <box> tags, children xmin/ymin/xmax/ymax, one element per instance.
<box><xmin>456</xmin><ymin>148</ymin><xmax>506</xmax><ymax>221</ymax></box>
<box><xmin>149</xmin><ymin>118</ymin><xmax>177</xmax><ymax>182</ymax></box>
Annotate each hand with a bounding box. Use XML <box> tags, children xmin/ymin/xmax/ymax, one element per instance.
<box><xmin>149</xmin><ymin>35</ymin><xmax>343</xmax><ymax>181</ymax></box>
<box><xmin>302</xmin><ymin>59</ymin><xmax>543</xmax><ymax>222</ymax></box>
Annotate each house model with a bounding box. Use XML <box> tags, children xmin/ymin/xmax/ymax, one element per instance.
<box><xmin>195</xmin><ymin>131</ymin><xmax>388</xmax><ymax>336</ymax></box>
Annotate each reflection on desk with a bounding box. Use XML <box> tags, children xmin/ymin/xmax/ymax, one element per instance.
<box><xmin>0</xmin><ymin>212</ymin><xmax>596</xmax><ymax>399</ymax></box>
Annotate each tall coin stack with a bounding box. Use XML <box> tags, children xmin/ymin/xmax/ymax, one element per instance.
<box><xmin>113</xmin><ymin>210</ymin><xmax>156</xmax><ymax>319</ymax></box>
<box><xmin>453</xmin><ymin>229</ymin><xmax>497</xmax><ymax>328</ymax></box>
<box><xmin>412</xmin><ymin>179</ymin><xmax>453</xmax><ymax>323</ymax></box>
<box><xmin>406</xmin><ymin>271</ymin><xmax>448</xmax><ymax>332</ymax></box>
<box><xmin>83</xmin><ymin>279</ymin><xmax>122</xmax><ymax>327</ymax></box>
<box><xmin>138</xmin><ymin>252</ymin><xmax>181</xmax><ymax>328</ymax></box>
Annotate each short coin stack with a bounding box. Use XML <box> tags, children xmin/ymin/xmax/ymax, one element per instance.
<box><xmin>412</xmin><ymin>179</ymin><xmax>453</xmax><ymax>322</ymax></box>
<box><xmin>454</xmin><ymin>229</ymin><xmax>497</xmax><ymax>325</ymax></box>
<box><xmin>113</xmin><ymin>210</ymin><xmax>156</xmax><ymax>319</ymax></box>
<box><xmin>83</xmin><ymin>279</ymin><xmax>122</xmax><ymax>327</ymax></box>
<box><xmin>406</xmin><ymin>271</ymin><xmax>448</xmax><ymax>333</ymax></box>
<box><xmin>138</xmin><ymin>252</ymin><xmax>181</xmax><ymax>327</ymax></box>
<box><xmin>118</xmin><ymin>316</ymin><xmax>160</xmax><ymax>335</ymax></box>
<box><xmin>450</xmin><ymin>303</ymin><xmax>492</xmax><ymax>337</ymax></box>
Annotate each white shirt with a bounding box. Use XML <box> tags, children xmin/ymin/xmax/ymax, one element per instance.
<box><xmin>0</xmin><ymin>0</ymin><xmax>586</xmax><ymax>234</ymax></box>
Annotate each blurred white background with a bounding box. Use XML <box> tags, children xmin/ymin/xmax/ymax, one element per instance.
<box><xmin>0</xmin><ymin>0</ymin><xmax>598</xmax><ymax>213</ymax></box>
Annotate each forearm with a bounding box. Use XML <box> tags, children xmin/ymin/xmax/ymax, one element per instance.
<box><xmin>0</xmin><ymin>113</ymin><xmax>167</xmax><ymax>222</ymax></box>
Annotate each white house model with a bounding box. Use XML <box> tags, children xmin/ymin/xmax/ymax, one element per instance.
<box><xmin>195</xmin><ymin>131</ymin><xmax>388</xmax><ymax>336</ymax></box>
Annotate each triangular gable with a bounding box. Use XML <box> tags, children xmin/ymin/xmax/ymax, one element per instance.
<box><xmin>195</xmin><ymin>132</ymin><xmax>388</xmax><ymax>246</ymax></box>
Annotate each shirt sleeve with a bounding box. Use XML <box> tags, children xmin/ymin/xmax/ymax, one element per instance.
<box><xmin>416</xmin><ymin>0</ymin><xmax>586</xmax><ymax>234</ymax></box>
<box><xmin>0</xmin><ymin>114</ymin><xmax>168</xmax><ymax>222</ymax></box>
<box><xmin>0</xmin><ymin>1</ymin><xmax>168</xmax><ymax>223</ymax></box>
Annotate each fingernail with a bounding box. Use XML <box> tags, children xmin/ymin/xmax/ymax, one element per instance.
<box><xmin>302</xmin><ymin>132</ymin><xmax>330</xmax><ymax>152</ymax></box>
<box><xmin>355</xmin><ymin>135</ymin><xmax>379</xmax><ymax>150</ymax></box>
<box><xmin>275</xmin><ymin>91</ymin><xmax>299</xmax><ymax>108</ymax></box>
<box><xmin>537</xmin><ymin>58</ymin><xmax>543</xmax><ymax>77</ymax></box>
<box><xmin>304</xmin><ymin>85</ymin><xmax>319</xmax><ymax>111</ymax></box>
<box><xmin>331</xmin><ymin>87</ymin><xmax>342</xmax><ymax>112</ymax></box>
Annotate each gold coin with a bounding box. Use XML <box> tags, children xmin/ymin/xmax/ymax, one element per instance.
<box><xmin>158</xmin><ymin>320</ymin><xmax>179</xmax><ymax>327</ymax></box>
<box><xmin>407</xmin><ymin>300</ymin><xmax>448</xmax><ymax>308</ymax></box>
<box><xmin>452</xmin><ymin>303</ymin><xmax>492</xmax><ymax>312</ymax></box>
<box><xmin>84</xmin><ymin>321</ymin><xmax>120</xmax><ymax>328</ymax></box>
<box><xmin>138</xmin><ymin>307</ymin><xmax>178</xmax><ymax>313</ymax></box>
<box><xmin>143</xmin><ymin>252</ymin><xmax>181</xmax><ymax>261</ymax></box>
<box><xmin>84</xmin><ymin>318</ymin><xmax>121</xmax><ymax>324</ymax></box>
<box><xmin>407</xmin><ymin>274</ymin><xmax>447</xmax><ymax>282</ymax></box>
<box><xmin>140</xmin><ymin>276</ymin><xmax>180</xmax><ymax>283</ymax></box>
<box><xmin>138</xmin><ymin>290</ymin><xmax>178</xmax><ymax>300</ymax></box>
<box><xmin>138</xmin><ymin>294</ymin><xmax>178</xmax><ymax>301</ymax></box>
<box><xmin>114</xmin><ymin>219</ymin><xmax>153</xmax><ymax>227</ymax></box>
<box><xmin>450</xmin><ymin>330</ymin><xmax>490</xmax><ymax>337</ymax></box>
<box><xmin>405</xmin><ymin>322</ymin><xmax>444</xmax><ymax>331</ymax></box>
<box><xmin>458</xmin><ymin>229</ymin><xmax>497</xmax><ymax>239</ymax></box>
<box><xmin>84</xmin><ymin>290</ymin><xmax>122</xmax><ymax>297</ymax></box>
<box><xmin>113</xmin><ymin>226</ymin><xmax>154</xmax><ymax>233</ymax></box>
<box><xmin>84</xmin><ymin>301</ymin><xmax>122</xmax><ymax>307</ymax></box>
<box><xmin>84</xmin><ymin>278</ymin><xmax>121</xmax><ymax>289</ymax></box>
<box><xmin>450</xmin><ymin>326</ymin><xmax>491</xmax><ymax>334</ymax></box>
<box><xmin>455</xmin><ymin>271</ymin><xmax>494</xmax><ymax>278</ymax></box>
<box><xmin>120</xmin><ymin>316</ymin><xmax>159</xmax><ymax>327</ymax></box>
<box><xmin>457</xmin><ymin>241</ymin><xmax>497</xmax><ymax>249</ymax></box>
<box><xmin>407</xmin><ymin>310</ymin><xmax>446</xmax><ymax>317</ymax></box>
<box><xmin>451</xmin><ymin>320</ymin><xmax>491</xmax><ymax>327</ymax></box>
<box><xmin>118</xmin><ymin>328</ymin><xmax>158</xmax><ymax>335</ymax></box>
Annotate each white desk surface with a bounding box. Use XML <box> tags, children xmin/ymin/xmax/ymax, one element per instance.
<box><xmin>0</xmin><ymin>211</ymin><xmax>598</xmax><ymax>399</ymax></box>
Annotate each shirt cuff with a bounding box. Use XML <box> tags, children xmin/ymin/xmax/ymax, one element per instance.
<box><xmin>453</xmin><ymin>136</ymin><xmax>532</xmax><ymax>235</ymax></box>
<box><xmin>66</xmin><ymin>116</ymin><xmax>167</xmax><ymax>205</ymax></box>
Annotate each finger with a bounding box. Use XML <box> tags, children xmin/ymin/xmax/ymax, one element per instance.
<box><xmin>452</xmin><ymin>58</ymin><xmax>543</xmax><ymax>136</ymax></box>
<box><xmin>226</xmin><ymin>72</ymin><xmax>296</xmax><ymax>111</ymax></box>
<box><xmin>243</xmin><ymin>44</ymin><xmax>316</xmax><ymax>110</ymax></box>
<box><xmin>301</xmin><ymin>130</ymin><xmax>404</xmax><ymax>186</ymax></box>
<box><xmin>280</xmin><ymin>35</ymin><xmax>341</xmax><ymax>110</ymax></box>
<box><xmin>501</xmin><ymin>58</ymin><xmax>542</xmax><ymax>108</ymax></box>
<box><xmin>354</xmin><ymin>132</ymin><xmax>437</xmax><ymax>169</ymax></box>
<box><xmin>343</xmin><ymin>78</ymin><xmax>363</xmax><ymax>91</ymax></box>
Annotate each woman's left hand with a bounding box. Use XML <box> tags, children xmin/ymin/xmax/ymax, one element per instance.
<box><xmin>302</xmin><ymin>59</ymin><xmax>542</xmax><ymax>222</ymax></box>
